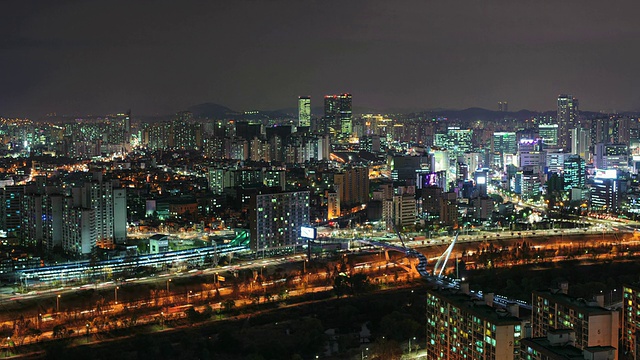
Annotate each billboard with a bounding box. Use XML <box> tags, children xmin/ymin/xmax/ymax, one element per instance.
<box><xmin>300</xmin><ymin>226</ymin><xmax>317</xmax><ymax>239</ymax></box>
<box><xmin>594</xmin><ymin>169</ymin><xmax>617</xmax><ymax>179</ymax></box>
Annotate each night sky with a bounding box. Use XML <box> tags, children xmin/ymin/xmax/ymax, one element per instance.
<box><xmin>2</xmin><ymin>0</ymin><xmax>640</xmax><ymax>118</ymax></box>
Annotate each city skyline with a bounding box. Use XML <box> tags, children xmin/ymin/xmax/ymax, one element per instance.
<box><xmin>2</xmin><ymin>0</ymin><xmax>640</xmax><ymax>118</ymax></box>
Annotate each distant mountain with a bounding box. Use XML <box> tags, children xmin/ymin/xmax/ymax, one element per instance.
<box><xmin>187</xmin><ymin>103</ymin><xmax>239</xmax><ymax>119</ymax></box>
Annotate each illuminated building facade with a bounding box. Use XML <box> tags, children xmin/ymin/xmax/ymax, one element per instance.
<box><xmin>298</xmin><ymin>96</ymin><xmax>311</xmax><ymax>127</ymax></box>
<box><xmin>249</xmin><ymin>190</ymin><xmax>310</xmax><ymax>254</ymax></box>
<box><xmin>557</xmin><ymin>94</ymin><xmax>579</xmax><ymax>149</ymax></box>
<box><xmin>622</xmin><ymin>283</ymin><xmax>640</xmax><ymax>358</ymax></box>
<box><xmin>531</xmin><ymin>290</ymin><xmax>619</xmax><ymax>358</ymax></box>
<box><xmin>426</xmin><ymin>287</ymin><xmax>523</xmax><ymax>359</ymax></box>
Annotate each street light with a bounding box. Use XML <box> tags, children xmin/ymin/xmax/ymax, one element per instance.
<box><xmin>408</xmin><ymin>336</ymin><xmax>416</xmax><ymax>353</ymax></box>
<box><xmin>160</xmin><ymin>312</ymin><xmax>164</xmax><ymax>329</ymax></box>
<box><xmin>115</xmin><ymin>286</ymin><xmax>119</xmax><ymax>304</ymax></box>
<box><xmin>166</xmin><ymin>279</ymin><xmax>172</xmax><ymax>293</ymax></box>
<box><xmin>361</xmin><ymin>347</ymin><xmax>369</xmax><ymax>360</ymax></box>
<box><xmin>56</xmin><ymin>294</ymin><xmax>61</xmax><ymax>313</ymax></box>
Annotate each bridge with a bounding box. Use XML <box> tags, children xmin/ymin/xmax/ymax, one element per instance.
<box><xmin>356</xmin><ymin>234</ymin><xmax>532</xmax><ymax>310</ymax></box>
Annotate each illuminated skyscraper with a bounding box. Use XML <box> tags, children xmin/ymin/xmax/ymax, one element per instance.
<box><xmin>571</xmin><ymin>127</ymin><xmax>591</xmax><ymax>161</ymax></box>
<box><xmin>323</xmin><ymin>93</ymin><xmax>352</xmax><ymax>135</ymax></box>
<box><xmin>248</xmin><ymin>190</ymin><xmax>310</xmax><ymax>254</ymax></box>
<box><xmin>563</xmin><ymin>155</ymin><xmax>585</xmax><ymax>191</ymax></box>
<box><xmin>557</xmin><ymin>94</ymin><xmax>579</xmax><ymax>149</ymax></box>
<box><xmin>538</xmin><ymin>124</ymin><xmax>558</xmax><ymax>147</ymax></box>
<box><xmin>298</xmin><ymin>96</ymin><xmax>311</xmax><ymax>127</ymax></box>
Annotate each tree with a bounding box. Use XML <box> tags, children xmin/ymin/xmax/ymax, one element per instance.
<box><xmin>222</xmin><ymin>299</ymin><xmax>236</xmax><ymax>312</ymax></box>
<box><xmin>333</xmin><ymin>274</ymin><xmax>349</xmax><ymax>298</ymax></box>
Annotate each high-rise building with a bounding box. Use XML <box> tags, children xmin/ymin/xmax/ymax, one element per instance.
<box><xmin>622</xmin><ymin>283</ymin><xmax>640</xmax><ymax>358</ymax></box>
<box><xmin>557</xmin><ymin>94</ymin><xmax>579</xmax><ymax>149</ymax></box>
<box><xmin>0</xmin><ymin>185</ymin><xmax>24</xmax><ymax>239</ymax></box>
<box><xmin>323</xmin><ymin>93</ymin><xmax>352</xmax><ymax>135</ymax></box>
<box><xmin>520</xmin><ymin>329</ymin><xmax>616</xmax><ymax>360</ymax></box>
<box><xmin>562</xmin><ymin>155</ymin><xmax>585</xmax><ymax>193</ymax></box>
<box><xmin>591</xmin><ymin>170</ymin><xmax>621</xmax><ymax>212</ymax></box>
<box><xmin>570</xmin><ymin>127</ymin><xmax>591</xmax><ymax>161</ymax></box>
<box><xmin>327</xmin><ymin>191</ymin><xmax>340</xmax><ymax>220</ymax></box>
<box><xmin>531</xmin><ymin>289</ymin><xmax>619</xmax><ymax>357</ymax></box>
<box><xmin>491</xmin><ymin>132</ymin><xmax>516</xmax><ymax>168</ymax></box>
<box><xmin>434</xmin><ymin>127</ymin><xmax>474</xmax><ymax>158</ymax></box>
<box><xmin>492</xmin><ymin>132</ymin><xmax>517</xmax><ymax>155</ymax></box>
<box><xmin>538</xmin><ymin>124</ymin><xmax>559</xmax><ymax>147</ymax></box>
<box><xmin>113</xmin><ymin>189</ymin><xmax>127</xmax><ymax>244</ymax></box>
<box><xmin>594</xmin><ymin>143</ymin><xmax>628</xmax><ymax>170</ymax></box>
<box><xmin>248</xmin><ymin>190</ymin><xmax>310</xmax><ymax>254</ymax></box>
<box><xmin>563</xmin><ymin>155</ymin><xmax>585</xmax><ymax>191</ymax></box>
<box><xmin>386</xmin><ymin>194</ymin><xmax>416</xmax><ymax>229</ymax></box>
<box><xmin>333</xmin><ymin>167</ymin><xmax>370</xmax><ymax>207</ymax></box>
<box><xmin>62</xmin><ymin>203</ymin><xmax>96</xmax><ymax>255</ymax></box>
<box><xmin>339</xmin><ymin>93</ymin><xmax>353</xmax><ymax>135</ymax></box>
<box><xmin>298</xmin><ymin>96</ymin><xmax>311</xmax><ymax>128</ymax></box>
<box><xmin>426</xmin><ymin>286</ymin><xmax>524</xmax><ymax>359</ymax></box>
<box><xmin>516</xmin><ymin>171</ymin><xmax>540</xmax><ymax>200</ymax></box>
<box><xmin>42</xmin><ymin>194</ymin><xmax>63</xmax><ymax>253</ymax></box>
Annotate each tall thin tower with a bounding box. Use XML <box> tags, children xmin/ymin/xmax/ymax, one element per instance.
<box><xmin>557</xmin><ymin>94</ymin><xmax>579</xmax><ymax>150</ymax></box>
<box><xmin>298</xmin><ymin>96</ymin><xmax>311</xmax><ymax>127</ymax></box>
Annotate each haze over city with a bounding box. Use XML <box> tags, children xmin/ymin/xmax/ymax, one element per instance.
<box><xmin>2</xmin><ymin>0</ymin><xmax>640</xmax><ymax>117</ymax></box>
<box><xmin>4</xmin><ymin>1</ymin><xmax>640</xmax><ymax>360</ymax></box>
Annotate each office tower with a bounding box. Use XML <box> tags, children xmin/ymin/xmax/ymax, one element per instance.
<box><xmin>531</xmin><ymin>290</ymin><xmax>619</xmax><ymax>358</ymax></box>
<box><xmin>622</xmin><ymin>283</ymin><xmax>640</xmax><ymax>358</ymax></box>
<box><xmin>323</xmin><ymin>93</ymin><xmax>352</xmax><ymax>135</ymax></box>
<box><xmin>590</xmin><ymin>115</ymin><xmax>632</xmax><ymax>146</ymax></box>
<box><xmin>563</xmin><ymin>155</ymin><xmax>585</xmax><ymax>191</ymax></box>
<box><xmin>339</xmin><ymin>93</ymin><xmax>353</xmax><ymax>135</ymax></box>
<box><xmin>426</xmin><ymin>286</ymin><xmax>524</xmax><ymax>359</ymax></box>
<box><xmin>563</xmin><ymin>155</ymin><xmax>586</xmax><ymax>191</ymax></box>
<box><xmin>434</xmin><ymin>127</ymin><xmax>474</xmax><ymax>158</ymax></box>
<box><xmin>298</xmin><ymin>96</ymin><xmax>311</xmax><ymax>127</ymax></box>
<box><xmin>545</xmin><ymin>152</ymin><xmax>567</xmax><ymax>173</ymax></box>
<box><xmin>385</xmin><ymin>194</ymin><xmax>416</xmax><ymax>229</ymax></box>
<box><xmin>538</xmin><ymin>124</ymin><xmax>558</xmax><ymax>147</ymax></box>
<box><xmin>594</xmin><ymin>143</ymin><xmax>628</xmax><ymax>170</ymax></box>
<box><xmin>514</xmin><ymin>171</ymin><xmax>540</xmax><ymax>200</ymax></box>
<box><xmin>570</xmin><ymin>127</ymin><xmax>591</xmax><ymax>161</ymax></box>
<box><xmin>248</xmin><ymin>190</ymin><xmax>310</xmax><ymax>254</ymax></box>
<box><xmin>492</xmin><ymin>132</ymin><xmax>517</xmax><ymax>168</ymax></box>
<box><xmin>323</xmin><ymin>95</ymin><xmax>340</xmax><ymax>134</ymax></box>
<box><xmin>492</xmin><ymin>132</ymin><xmax>517</xmax><ymax>155</ymax></box>
<box><xmin>473</xmin><ymin>168</ymin><xmax>489</xmax><ymax>197</ymax></box>
<box><xmin>557</xmin><ymin>94</ymin><xmax>579</xmax><ymax>149</ymax></box>
<box><xmin>591</xmin><ymin>170</ymin><xmax>621</xmax><ymax>212</ymax></box>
